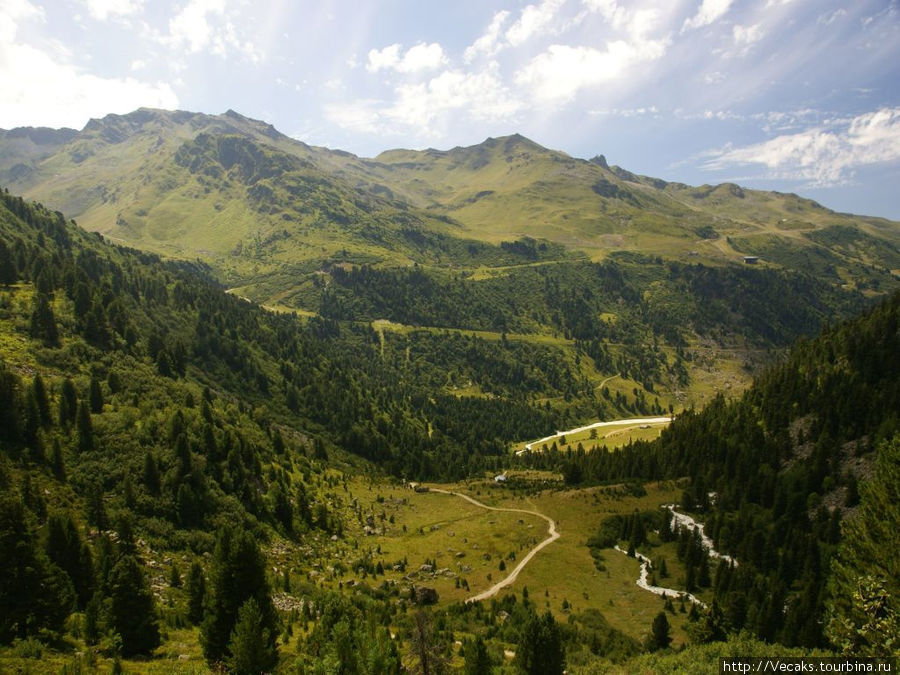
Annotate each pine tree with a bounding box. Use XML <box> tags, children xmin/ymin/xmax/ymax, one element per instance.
<box><xmin>29</xmin><ymin>293</ymin><xmax>59</xmax><ymax>347</ymax></box>
<box><xmin>76</xmin><ymin>400</ymin><xmax>94</xmax><ymax>452</ymax></box>
<box><xmin>226</xmin><ymin>598</ymin><xmax>278</xmax><ymax>675</ymax></box>
<box><xmin>464</xmin><ymin>636</ymin><xmax>492</xmax><ymax>675</ymax></box>
<box><xmin>201</xmin><ymin>526</ymin><xmax>278</xmax><ymax>665</ymax></box>
<box><xmin>186</xmin><ymin>561</ymin><xmax>206</xmax><ymax>625</ymax></box>
<box><xmin>104</xmin><ymin>554</ymin><xmax>160</xmax><ymax>656</ymax></box>
<box><xmin>516</xmin><ymin>611</ymin><xmax>565</xmax><ymax>674</ymax></box>
<box><xmin>89</xmin><ymin>377</ymin><xmax>103</xmax><ymax>413</ymax></box>
<box><xmin>650</xmin><ymin>611</ymin><xmax>672</xmax><ymax>650</ymax></box>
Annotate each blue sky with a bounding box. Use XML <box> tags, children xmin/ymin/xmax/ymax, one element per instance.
<box><xmin>1</xmin><ymin>0</ymin><xmax>899</xmax><ymax>219</ymax></box>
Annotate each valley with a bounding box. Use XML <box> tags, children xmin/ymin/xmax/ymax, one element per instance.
<box><xmin>0</xmin><ymin>109</ymin><xmax>898</xmax><ymax>673</ymax></box>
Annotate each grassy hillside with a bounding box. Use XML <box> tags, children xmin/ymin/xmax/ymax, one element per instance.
<box><xmin>1</xmin><ymin>189</ymin><xmax>895</xmax><ymax>672</ymax></box>
<box><xmin>2</xmin><ymin>109</ymin><xmax>897</xmax><ymax>311</ymax></box>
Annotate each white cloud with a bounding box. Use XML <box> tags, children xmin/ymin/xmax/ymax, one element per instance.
<box><xmin>818</xmin><ymin>9</ymin><xmax>847</xmax><ymax>26</ymax></box>
<box><xmin>130</xmin><ymin>58</ymin><xmax>146</xmax><ymax>71</ymax></box>
<box><xmin>390</xmin><ymin>68</ymin><xmax>521</xmax><ymax>129</ymax></box>
<box><xmin>0</xmin><ymin>43</ymin><xmax>177</xmax><ymax>129</ymax></box>
<box><xmin>327</xmin><ymin>66</ymin><xmax>520</xmax><ymax>137</ymax></box>
<box><xmin>161</xmin><ymin>0</ymin><xmax>260</xmax><ymax>62</ymax></box>
<box><xmin>0</xmin><ymin>0</ymin><xmax>44</xmax><ymax>43</ymax></box>
<box><xmin>85</xmin><ymin>0</ymin><xmax>143</xmax><ymax>22</ymax></box>
<box><xmin>506</xmin><ymin>0</ymin><xmax>565</xmax><ymax>46</ymax></box>
<box><xmin>701</xmin><ymin>107</ymin><xmax>900</xmax><ymax>186</ymax></box>
<box><xmin>0</xmin><ymin>0</ymin><xmax>176</xmax><ymax>129</ymax></box>
<box><xmin>682</xmin><ymin>0</ymin><xmax>733</xmax><ymax>32</ymax></box>
<box><xmin>366</xmin><ymin>44</ymin><xmax>400</xmax><ymax>72</ymax></box>
<box><xmin>464</xmin><ymin>10</ymin><xmax>510</xmax><ymax>63</ymax></box>
<box><xmin>515</xmin><ymin>38</ymin><xmax>668</xmax><ymax>104</ymax></box>
<box><xmin>366</xmin><ymin>42</ymin><xmax>446</xmax><ymax>74</ymax></box>
<box><xmin>733</xmin><ymin>23</ymin><xmax>763</xmax><ymax>46</ymax></box>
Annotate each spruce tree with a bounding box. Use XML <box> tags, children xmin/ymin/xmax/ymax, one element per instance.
<box><xmin>58</xmin><ymin>378</ymin><xmax>77</xmax><ymax>428</ymax></box>
<box><xmin>76</xmin><ymin>400</ymin><xmax>94</xmax><ymax>452</ymax></box>
<box><xmin>650</xmin><ymin>611</ymin><xmax>672</xmax><ymax>650</ymax></box>
<box><xmin>826</xmin><ymin>434</ymin><xmax>900</xmax><ymax>656</ymax></box>
<box><xmin>186</xmin><ymin>561</ymin><xmax>206</xmax><ymax>625</ymax></box>
<box><xmin>89</xmin><ymin>377</ymin><xmax>103</xmax><ymax>413</ymax></box>
<box><xmin>104</xmin><ymin>554</ymin><xmax>160</xmax><ymax>656</ymax></box>
<box><xmin>0</xmin><ymin>239</ymin><xmax>16</xmax><ymax>285</ymax></box>
<box><xmin>29</xmin><ymin>293</ymin><xmax>59</xmax><ymax>347</ymax></box>
<box><xmin>464</xmin><ymin>635</ymin><xmax>492</xmax><ymax>675</ymax></box>
<box><xmin>516</xmin><ymin>611</ymin><xmax>565</xmax><ymax>674</ymax></box>
<box><xmin>0</xmin><ymin>496</ymin><xmax>75</xmax><ymax>642</ymax></box>
<box><xmin>226</xmin><ymin>598</ymin><xmax>278</xmax><ymax>675</ymax></box>
<box><xmin>201</xmin><ymin>526</ymin><xmax>278</xmax><ymax>665</ymax></box>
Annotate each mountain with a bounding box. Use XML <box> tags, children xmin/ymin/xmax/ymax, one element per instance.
<box><xmin>2</xmin><ymin>109</ymin><xmax>898</xmax><ymax>310</ymax></box>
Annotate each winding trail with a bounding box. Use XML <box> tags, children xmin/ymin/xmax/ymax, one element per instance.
<box><xmin>428</xmin><ymin>488</ymin><xmax>559</xmax><ymax>603</ymax></box>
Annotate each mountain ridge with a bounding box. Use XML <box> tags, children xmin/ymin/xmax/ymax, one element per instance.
<box><xmin>1</xmin><ymin>107</ymin><xmax>897</xmax><ymax>310</ymax></box>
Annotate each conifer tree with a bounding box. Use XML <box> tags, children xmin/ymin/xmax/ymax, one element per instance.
<box><xmin>464</xmin><ymin>636</ymin><xmax>492</xmax><ymax>675</ymax></box>
<box><xmin>226</xmin><ymin>597</ymin><xmax>278</xmax><ymax>675</ymax></box>
<box><xmin>186</xmin><ymin>561</ymin><xmax>206</xmax><ymax>625</ymax></box>
<box><xmin>104</xmin><ymin>554</ymin><xmax>160</xmax><ymax>656</ymax></box>
<box><xmin>58</xmin><ymin>378</ymin><xmax>77</xmax><ymax>428</ymax></box>
<box><xmin>649</xmin><ymin>611</ymin><xmax>672</xmax><ymax>650</ymax></box>
<box><xmin>76</xmin><ymin>400</ymin><xmax>93</xmax><ymax>452</ymax></box>
<box><xmin>0</xmin><ymin>239</ymin><xmax>16</xmax><ymax>285</ymax></box>
<box><xmin>0</xmin><ymin>496</ymin><xmax>75</xmax><ymax>642</ymax></box>
<box><xmin>89</xmin><ymin>377</ymin><xmax>103</xmax><ymax>413</ymax></box>
<box><xmin>29</xmin><ymin>293</ymin><xmax>59</xmax><ymax>346</ymax></box>
<box><xmin>516</xmin><ymin>611</ymin><xmax>565</xmax><ymax>674</ymax></box>
<box><xmin>201</xmin><ymin>526</ymin><xmax>278</xmax><ymax>665</ymax></box>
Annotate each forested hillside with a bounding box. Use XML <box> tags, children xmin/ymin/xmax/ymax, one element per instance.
<box><xmin>0</xmin><ymin>185</ymin><xmax>897</xmax><ymax>670</ymax></box>
<box><xmin>522</xmin><ymin>291</ymin><xmax>900</xmax><ymax>651</ymax></box>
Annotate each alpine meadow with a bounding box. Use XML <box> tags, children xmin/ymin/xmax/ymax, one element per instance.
<box><xmin>2</xmin><ymin>15</ymin><xmax>900</xmax><ymax>666</ymax></box>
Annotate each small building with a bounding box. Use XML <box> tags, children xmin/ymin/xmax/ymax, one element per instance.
<box><xmin>742</xmin><ymin>256</ymin><xmax>759</xmax><ymax>264</ymax></box>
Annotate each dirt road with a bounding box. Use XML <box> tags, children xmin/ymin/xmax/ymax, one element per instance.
<box><xmin>428</xmin><ymin>488</ymin><xmax>559</xmax><ymax>603</ymax></box>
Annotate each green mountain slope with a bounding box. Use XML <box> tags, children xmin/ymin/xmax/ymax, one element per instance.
<box><xmin>522</xmin><ymin>290</ymin><xmax>900</xmax><ymax>650</ymax></box>
<box><xmin>2</xmin><ymin>108</ymin><xmax>897</xmax><ymax>311</ymax></box>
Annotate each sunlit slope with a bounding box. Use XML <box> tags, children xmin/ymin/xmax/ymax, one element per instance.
<box><xmin>1</xmin><ymin>109</ymin><xmax>477</xmax><ymax>282</ymax></box>
<box><xmin>366</xmin><ymin>134</ymin><xmax>900</xmax><ymax>274</ymax></box>
<box><xmin>2</xmin><ymin>109</ymin><xmax>898</xmax><ymax>292</ymax></box>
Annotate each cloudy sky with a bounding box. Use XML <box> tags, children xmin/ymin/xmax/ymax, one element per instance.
<box><xmin>2</xmin><ymin>0</ymin><xmax>899</xmax><ymax>218</ymax></box>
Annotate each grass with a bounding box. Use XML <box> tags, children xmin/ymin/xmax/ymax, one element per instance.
<box><xmin>332</xmin><ymin>475</ymin><xmax>702</xmax><ymax>646</ymax></box>
<box><xmin>513</xmin><ymin>419</ymin><xmax>671</xmax><ymax>455</ymax></box>
<box><xmin>339</xmin><ymin>478</ymin><xmax>548</xmax><ymax>605</ymax></box>
<box><xmin>478</xmin><ymin>480</ymin><xmax>692</xmax><ymax>646</ymax></box>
